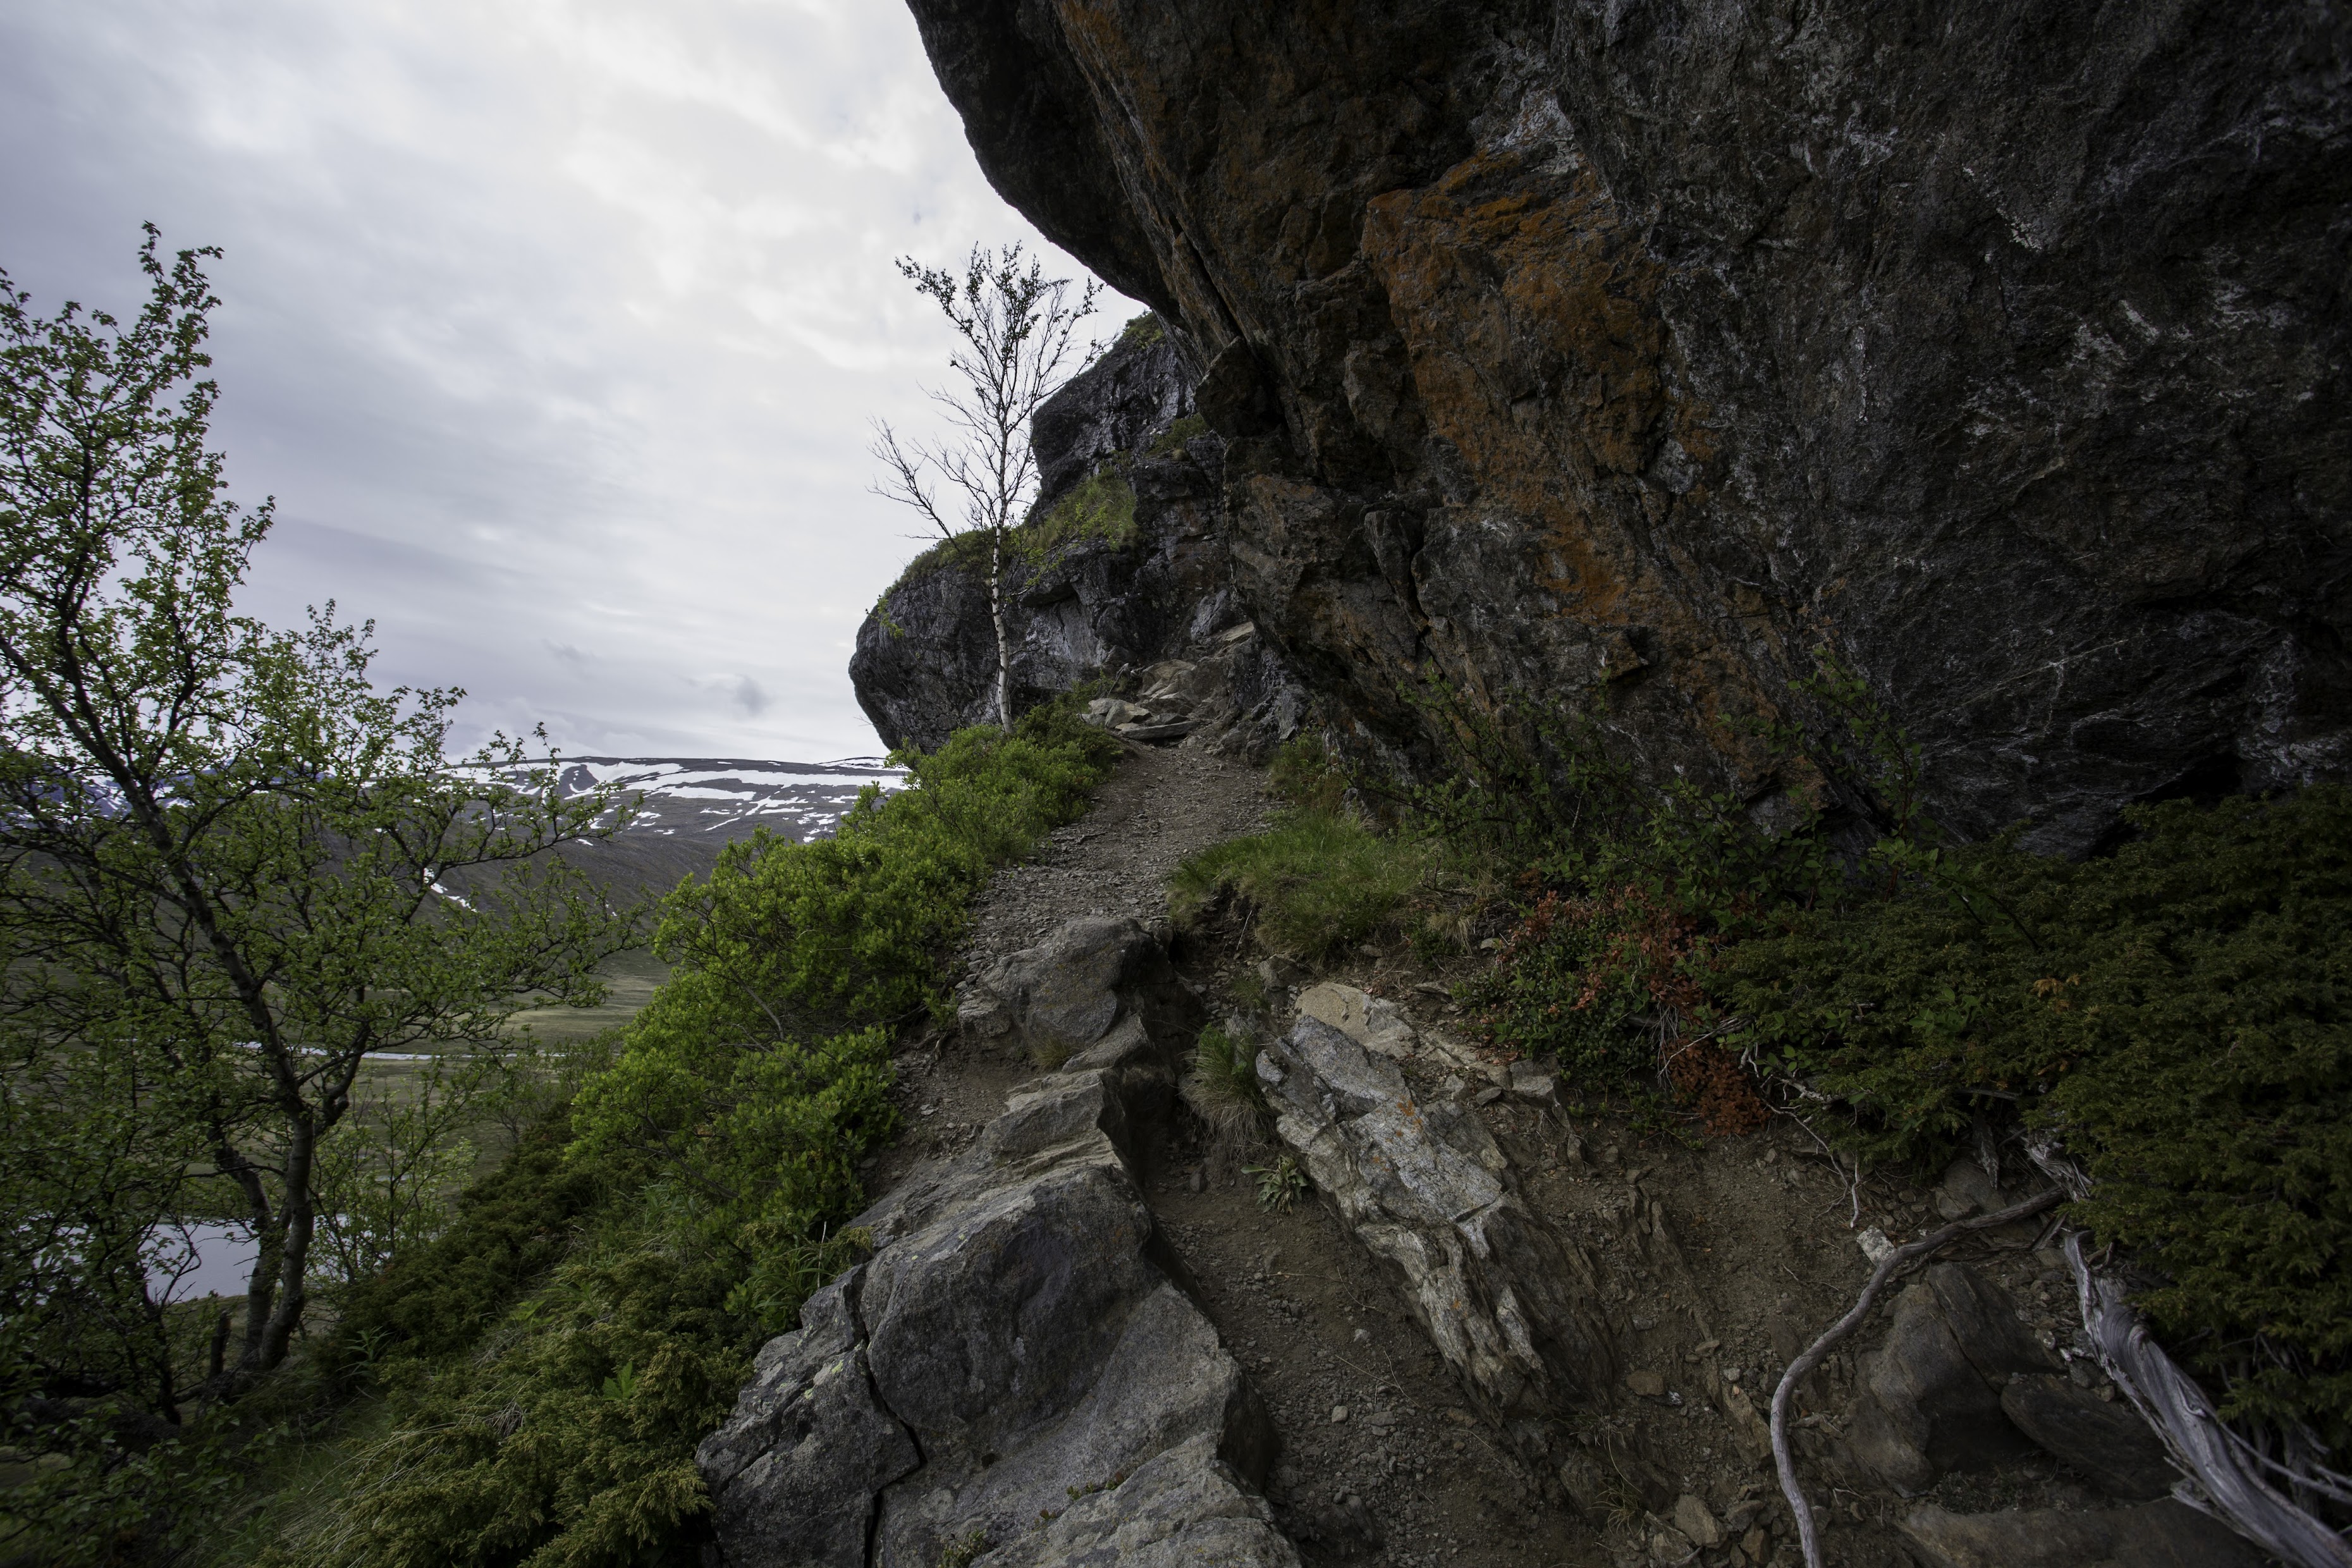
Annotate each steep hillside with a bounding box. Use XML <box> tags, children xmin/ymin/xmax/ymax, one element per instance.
<box><xmin>900</xmin><ymin>0</ymin><xmax>2350</xmax><ymax>853</ymax></box>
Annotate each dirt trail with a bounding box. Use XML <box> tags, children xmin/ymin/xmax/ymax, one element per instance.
<box><xmin>870</xmin><ymin>746</ymin><xmax>2097</xmax><ymax>1568</ymax></box>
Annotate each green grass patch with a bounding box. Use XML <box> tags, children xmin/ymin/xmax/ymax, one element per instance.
<box><xmin>1021</xmin><ymin>467</ymin><xmax>1136</xmax><ymax>563</ymax></box>
<box><xmin>1115</xmin><ymin>312</ymin><xmax>1165</xmax><ymax>350</ymax></box>
<box><xmin>877</xmin><ymin>467</ymin><xmax>1139</xmax><ymax>606</ymax></box>
<box><xmin>1145</xmin><ymin>413</ymin><xmax>1208</xmax><ymax>458</ymax></box>
<box><xmin>1170</xmin><ymin>810</ymin><xmax>1433</xmax><ymax>964</ymax></box>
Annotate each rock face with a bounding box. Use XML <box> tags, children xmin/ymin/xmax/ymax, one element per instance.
<box><xmin>698</xmin><ymin>918</ymin><xmax>1295</xmax><ymax>1568</ymax></box>
<box><xmin>1900</xmin><ymin>1498</ymin><xmax>2266</xmax><ymax>1568</ymax></box>
<box><xmin>1999</xmin><ymin>1374</ymin><xmax>2179</xmax><ymax>1503</ymax></box>
<box><xmin>1846</xmin><ymin>1263</ymin><xmax>2060</xmax><ymax>1495</ymax></box>
<box><xmin>901</xmin><ymin>0</ymin><xmax>2351</xmax><ymax>850</ymax></box>
<box><xmin>851</xmin><ymin>324</ymin><xmax>1309</xmax><ymax>758</ymax></box>
<box><xmin>1256</xmin><ymin>1010</ymin><xmax>1615</xmax><ymax>1466</ymax></box>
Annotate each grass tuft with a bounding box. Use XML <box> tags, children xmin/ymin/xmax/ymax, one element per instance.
<box><xmin>1180</xmin><ymin>1022</ymin><xmax>1266</xmax><ymax>1180</ymax></box>
<box><xmin>1168</xmin><ymin>811</ymin><xmax>1431</xmax><ymax>964</ymax></box>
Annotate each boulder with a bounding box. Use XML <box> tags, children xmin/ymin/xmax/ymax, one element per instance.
<box><xmin>697</xmin><ymin>1271</ymin><xmax>921</xmax><ymax>1568</ymax></box>
<box><xmin>1256</xmin><ymin>1016</ymin><xmax>1614</xmax><ymax>1452</ymax></box>
<box><xmin>957</xmin><ymin>916</ymin><xmax>1202</xmax><ymax>1076</ymax></box>
<box><xmin>1999</xmin><ymin>1375</ymin><xmax>2177</xmax><ymax>1502</ymax></box>
<box><xmin>850</xmin><ymin>322</ymin><xmax>1311</xmax><ymax>761</ymax></box>
<box><xmin>701</xmin><ymin>919</ymin><xmax>1294</xmax><ymax>1568</ymax></box>
<box><xmin>1901</xmin><ymin>1500</ymin><xmax>2267</xmax><ymax>1568</ymax></box>
<box><xmin>1847</xmin><ymin>1264</ymin><xmax>2058</xmax><ymax>1494</ymax></box>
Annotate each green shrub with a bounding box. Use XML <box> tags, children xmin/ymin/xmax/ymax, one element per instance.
<box><xmin>644</xmin><ymin>706</ymin><xmax>1118</xmax><ymax>1038</ymax></box>
<box><xmin>1719</xmin><ymin>788</ymin><xmax>2352</xmax><ymax>1442</ymax></box>
<box><xmin>1022</xmin><ymin>467</ymin><xmax>1136</xmax><ymax>563</ymax></box>
<box><xmin>1145</xmin><ymin>413</ymin><xmax>1208</xmax><ymax>458</ymax></box>
<box><xmin>328</xmin><ymin>1110</ymin><xmax>609</xmax><ymax>1370</ymax></box>
<box><xmin>1115</xmin><ymin>312</ymin><xmax>1164</xmax><ymax>350</ymax></box>
<box><xmin>1169</xmin><ymin>811</ymin><xmax>1431</xmax><ymax>962</ymax></box>
<box><xmin>260</xmin><ymin>1211</ymin><xmax>872</xmax><ymax>1568</ymax></box>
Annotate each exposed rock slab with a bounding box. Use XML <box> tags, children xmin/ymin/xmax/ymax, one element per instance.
<box><xmin>1901</xmin><ymin>1499</ymin><xmax>2267</xmax><ymax>1568</ymax></box>
<box><xmin>2000</xmin><ymin>1373</ymin><xmax>2178</xmax><ymax>1502</ymax></box>
<box><xmin>1256</xmin><ymin>1015</ymin><xmax>1614</xmax><ymax>1457</ymax></box>
<box><xmin>700</xmin><ymin>1271</ymin><xmax>920</xmax><ymax>1568</ymax></box>
<box><xmin>1847</xmin><ymin>1263</ymin><xmax>2060</xmax><ymax>1495</ymax></box>
<box><xmin>699</xmin><ymin>917</ymin><xmax>1295</xmax><ymax>1568</ymax></box>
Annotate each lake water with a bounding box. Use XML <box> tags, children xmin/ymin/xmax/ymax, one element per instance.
<box><xmin>152</xmin><ymin>1221</ymin><xmax>260</xmax><ymax>1302</ymax></box>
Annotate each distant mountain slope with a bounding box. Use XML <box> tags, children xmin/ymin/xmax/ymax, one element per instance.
<box><xmin>555</xmin><ymin>756</ymin><xmax>904</xmax><ymax>843</ymax></box>
<box><xmin>538</xmin><ymin>757</ymin><xmax>907</xmax><ymax>905</ymax></box>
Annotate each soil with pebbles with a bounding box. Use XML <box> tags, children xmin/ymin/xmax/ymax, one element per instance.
<box><xmin>864</xmin><ymin>744</ymin><xmax>2117</xmax><ymax>1568</ymax></box>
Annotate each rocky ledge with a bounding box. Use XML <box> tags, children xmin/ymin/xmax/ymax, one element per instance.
<box><xmin>696</xmin><ymin>917</ymin><xmax>1295</xmax><ymax>1568</ymax></box>
<box><xmin>703</xmin><ymin>924</ymin><xmax>2251</xmax><ymax>1566</ymax></box>
<box><xmin>850</xmin><ymin>326</ymin><xmax>1308</xmax><ymax>759</ymax></box>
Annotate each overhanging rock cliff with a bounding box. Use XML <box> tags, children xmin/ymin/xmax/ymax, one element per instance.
<box><xmin>901</xmin><ymin>0</ymin><xmax>2351</xmax><ymax>851</ymax></box>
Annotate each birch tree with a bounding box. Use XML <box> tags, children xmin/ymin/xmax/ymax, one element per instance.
<box><xmin>0</xmin><ymin>230</ymin><xmax>634</xmax><ymax>1406</ymax></box>
<box><xmin>872</xmin><ymin>245</ymin><xmax>1099</xmax><ymax>730</ymax></box>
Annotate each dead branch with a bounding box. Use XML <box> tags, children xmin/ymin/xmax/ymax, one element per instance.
<box><xmin>2065</xmin><ymin>1232</ymin><xmax>2352</xmax><ymax>1568</ymax></box>
<box><xmin>1769</xmin><ymin>1188</ymin><xmax>2062</xmax><ymax>1568</ymax></box>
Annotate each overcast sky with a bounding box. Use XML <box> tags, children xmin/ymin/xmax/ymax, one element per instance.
<box><xmin>0</xmin><ymin>0</ymin><xmax>1123</xmax><ymax>763</ymax></box>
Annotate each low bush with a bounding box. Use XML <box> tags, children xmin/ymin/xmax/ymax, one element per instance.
<box><xmin>647</xmin><ymin>704</ymin><xmax>1119</xmax><ymax>1038</ymax></box>
<box><xmin>328</xmin><ymin>1110</ymin><xmax>609</xmax><ymax>1370</ymax></box>
<box><xmin>1718</xmin><ymin>788</ymin><xmax>2352</xmax><ymax>1443</ymax></box>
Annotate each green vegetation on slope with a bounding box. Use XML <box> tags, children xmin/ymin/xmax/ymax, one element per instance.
<box><xmin>1720</xmin><ymin>790</ymin><xmax>2352</xmax><ymax>1444</ymax></box>
<box><xmin>219</xmin><ymin>702</ymin><xmax>1121</xmax><ymax>1568</ymax></box>
<box><xmin>1173</xmin><ymin>680</ymin><xmax>2351</xmax><ymax>1444</ymax></box>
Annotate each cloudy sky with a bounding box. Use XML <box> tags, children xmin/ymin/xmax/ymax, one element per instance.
<box><xmin>0</xmin><ymin>0</ymin><xmax>1123</xmax><ymax>763</ymax></box>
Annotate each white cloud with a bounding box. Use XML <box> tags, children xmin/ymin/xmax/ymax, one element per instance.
<box><xmin>0</xmin><ymin>0</ymin><xmax>1125</xmax><ymax>761</ymax></box>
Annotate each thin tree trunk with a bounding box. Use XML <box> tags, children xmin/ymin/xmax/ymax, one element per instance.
<box><xmin>255</xmin><ymin>1117</ymin><xmax>316</xmax><ymax>1374</ymax></box>
<box><xmin>989</xmin><ymin>525</ymin><xmax>1013</xmax><ymax>729</ymax></box>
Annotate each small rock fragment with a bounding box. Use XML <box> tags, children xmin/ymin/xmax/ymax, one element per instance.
<box><xmin>1330</xmin><ymin>1405</ymin><xmax>1349</xmax><ymax>1424</ymax></box>
<box><xmin>1858</xmin><ymin>1227</ymin><xmax>1897</xmax><ymax>1263</ymax></box>
<box><xmin>1674</xmin><ymin>1493</ymin><xmax>1724</xmax><ymax>1548</ymax></box>
<box><xmin>1626</xmin><ymin>1369</ymin><xmax>1667</xmax><ymax>1397</ymax></box>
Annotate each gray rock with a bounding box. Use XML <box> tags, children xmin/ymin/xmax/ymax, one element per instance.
<box><xmin>971</xmin><ymin>1436</ymin><xmax>1299</xmax><ymax>1568</ymax></box>
<box><xmin>958</xmin><ymin>916</ymin><xmax>1201</xmax><ymax>1078</ymax></box>
<box><xmin>701</xmin><ymin>919</ymin><xmax>1289</xmax><ymax>1568</ymax></box>
<box><xmin>1256</xmin><ymin>1017</ymin><xmax>1613</xmax><ymax>1449</ymax></box>
<box><xmin>1847</xmin><ymin>1264</ymin><xmax>2058</xmax><ymax>1493</ymax></box>
<box><xmin>2000</xmin><ymin>1374</ymin><xmax>2177</xmax><ymax>1502</ymax></box>
<box><xmin>1029</xmin><ymin>327</ymin><xmax>1191</xmax><ymax>513</ymax></box>
<box><xmin>696</xmin><ymin>1272</ymin><xmax>921</xmax><ymax>1568</ymax></box>
<box><xmin>1939</xmin><ymin>1156</ymin><xmax>2001</xmax><ymax>1219</ymax></box>
<box><xmin>1901</xmin><ymin>1500</ymin><xmax>2267</xmax><ymax>1568</ymax></box>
